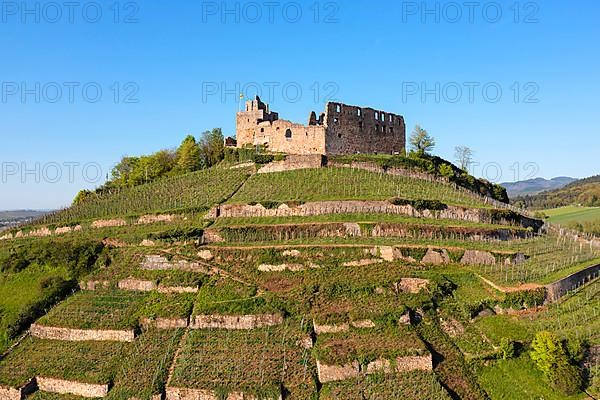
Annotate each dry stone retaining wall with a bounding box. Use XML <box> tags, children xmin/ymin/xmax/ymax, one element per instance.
<box><xmin>141</xmin><ymin>255</ymin><xmax>203</xmax><ymax>272</ymax></box>
<box><xmin>166</xmin><ymin>387</ymin><xmax>281</xmax><ymax>400</ymax></box>
<box><xmin>36</xmin><ymin>377</ymin><xmax>109</xmax><ymax>398</ymax></box>
<box><xmin>316</xmin><ymin>354</ymin><xmax>432</xmax><ymax>383</ymax></box>
<box><xmin>212</xmin><ymin>200</ymin><xmax>539</xmax><ymax>232</ymax></box>
<box><xmin>0</xmin><ymin>379</ymin><xmax>36</xmax><ymax>400</ymax></box>
<box><xmin>141</xmin><ymin>317</ymin><xmax>189</xmax><ymax>330</ymax></box>
<box><xmin>118</xmin><ymin>279</ymin><xmax>157</xmax><ymax>292</ymax></box>
<box><xmin>30</xmin><ymin>324</ymin><xmax>135</xmax><ymax>342</ymax></box>
<box><xmin>191</xmin><ymin>314</ymin><xmax>283</xmax><ymax>330</ymax></box>
<box><xmin>545</xmin><ymin>263</ymin><xmax>600</xmax><ymax>302</ymax></box>
<box><xmin>203</xmin><ymin>223</ymin><xmax>529</xmax><ymax>244</ymax></box>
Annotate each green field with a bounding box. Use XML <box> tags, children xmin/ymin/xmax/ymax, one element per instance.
<box><xmin>544</xmin><ymin>206</ymin><xmax>600</xmax><ymax>225</ymax></box>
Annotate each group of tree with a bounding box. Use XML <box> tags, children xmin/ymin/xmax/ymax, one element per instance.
<box><xmin>407</xmin><ymin>125</ymin><xmax>507</xmax><ymax>202</ymax></box>
<box><xmin>409</xmin><ymin>125</ymin><xmax>474</xmax><ymax>172</ymax></box>
<box><xmin>74</xmin><ymin>128</ymin><xmax>225</xmax><ymax>204</ymax></box>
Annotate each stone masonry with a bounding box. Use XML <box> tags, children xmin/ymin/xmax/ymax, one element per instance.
<box><xmin>236</xmin><ymin>96</ymin><xmax>405</xmax><ymax>155</ymax></box>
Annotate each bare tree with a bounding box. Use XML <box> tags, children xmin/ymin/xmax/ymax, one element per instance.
<box><xmin>454</xmin><ymin>145</ymin><xmax>474</xmax><ymax>171</ymax></box>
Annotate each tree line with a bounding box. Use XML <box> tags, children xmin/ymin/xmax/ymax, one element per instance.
<box><xmin>74</xmin><ymin>129</ymin><xmax>225</xmax><ymax>204</ymax></box>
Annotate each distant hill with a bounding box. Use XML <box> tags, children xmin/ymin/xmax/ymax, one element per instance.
<box><xmin>0</xmin><ymin>210</ymin><xmax>50</xmax><ymax>231</ymax></box>
<box><xmin>514</xmin><ymin>175</ymin><xmax>600</xmax><ymax>209</ymax></box>
<box><xmin>501</xmin><ymin>177</ymin><xmax>577</xmax><ymax>198</ymax></box>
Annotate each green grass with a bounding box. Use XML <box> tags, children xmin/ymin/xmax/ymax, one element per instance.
<box><xmin>228</xmin><ymin>167</ymin><xmax>489</xmax><ymax>208</ymax></box>
<box><xmin>170</xmin><ymin>322</ymin><xmax>315</xmax><ymax>399</ymax></box>
<box><xmin>320</xmin><ymin>371</ymin><xmax>452</xmax><ymax>400</ymax></box>
<box><xmin>194</xmin><ymin>277</ymin><xmax>284</xmax><ymax>316</ymax></box>
<box><xmin>0</xmin><ymin>336</ymin><xmax>127</xmax><ymax>387</ymax></box>
<box><xmin>544</xmin><ymin>206</ymin><xmax>600</xmax><ymax>225</ymax></box>
<box><xmin>107</xmin><ymin>328</ymin><xmax>184</xmax><ymax>399</ymax></box>
<box><xmin>313</xmin><ymin>326</ymin><xmax>427</xmax><ymax>366</ymax></box>
<box><xmin>0</xmin><ymin>265</ymin><xmax>71</xmax><ymax>353</ymax></box>
<box><xmin>37</xmin><ymin>290</ymin><xmax>146</xmax><ymax>330</ymax></box>
<box><xmin>476</xmin><ymin>356</ymin><xmax>586</xmax><ymax>400</ymax></box>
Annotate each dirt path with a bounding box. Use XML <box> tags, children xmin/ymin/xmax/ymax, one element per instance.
<box><xmin>476</xmin><ymin>274</ymin><xmax>542</xmax><ymax>293</ymax></box>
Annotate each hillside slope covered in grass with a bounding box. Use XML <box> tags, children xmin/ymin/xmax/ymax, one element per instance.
<box><xmin>0</xmin><ymin>152</ymin><xmax>598</xmax><ymax>399</ymax></box>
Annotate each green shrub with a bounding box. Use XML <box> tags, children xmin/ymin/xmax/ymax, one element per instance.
<box><xmin>500</xmin><ymin>338</ymin><xmax>516</xmax><ymax>359</ymax></box>
<box><xmin>253</xmin><ymin>154</ymin><xmax>274</xmax><ymax>164</ymax></box>
<box><xmin>530</xmin><ymin>331</ymin><xmax>582</xmax><ymax>395</ymax></box>
<box><xmin>502</xmin><ymin>289</ymin><xmax>546</xmax><ymax>310</ymax></box>
<box><xmin>388</xmin><ymin>198</ymin><xmax>447</xmax><ymax>211</ymax></box>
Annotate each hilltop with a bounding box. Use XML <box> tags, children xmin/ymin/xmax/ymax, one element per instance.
<box><xmin>501</xmin><ymin>177</ymin><xmax>577</xmax><ymax>198</ymax></box>
<box><xmin>0</xmin><ymin>144</ymin><xmax>598</xmax><ymax>399</ymax></box>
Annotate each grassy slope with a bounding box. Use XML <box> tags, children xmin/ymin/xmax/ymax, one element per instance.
<box><xmin>37</xmin><ymin>165</ymin><xmax>252</xmax><ymax>225</ymax></box>
<box><xmin>544</xmin><ymin>206</ymin><xmax>600</xmax><ymax>225</ymax></box>
<box><xmin>229</xmin><ymin>168</ymin><xmax>489</xmax><ymax>208</ymax></box>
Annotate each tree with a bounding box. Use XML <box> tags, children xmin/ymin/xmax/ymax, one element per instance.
<box><xmin>409</xmin><ymin>125</ymin><xmax>435</xmax><ymax>156</ymax></box>
<box><xmin>176</xmin><ymin>135</ymin><xmax>202</xmax><ymax>173</ymax></box>
<box><xmin>200</xmin><ymin>128</ymin><xmax>225</xmax><ymax>168</ymax></box>
<box><xmin>454</xmin><ymin>145</ymin><xmax>474</xmax><ymax>171</ymax></box>
<box><xmin>111</xmin><ymin>156</ymin><xmax>139</xmax><ymax>187</ymax></box>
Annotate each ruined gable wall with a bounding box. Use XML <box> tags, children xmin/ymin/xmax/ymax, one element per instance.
<box><xmin>324</xmin><ymin>103</ymin><xmax>406</xmax><ymax>155</ymax></box>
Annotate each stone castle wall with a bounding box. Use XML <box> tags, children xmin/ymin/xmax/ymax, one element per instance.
<box><xmin>236</xmin><ymin>97</ymin><xmax>405</xmax><ymax>155</ymax></box>
<box><xmin>324</xmin><ymin>102</ymin><xmax>405</xmax><ymax>155</ymax></box>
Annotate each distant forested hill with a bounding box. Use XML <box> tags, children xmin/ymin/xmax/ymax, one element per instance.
<box><xmin>514</xmin><ymin>175</ymin><xmax>600</xmax><ymax>209</ymax></box>
<box><xmin>501</xmin><ymin>177</ymin><xmax>576</xmax><ymax>198</ymax></box>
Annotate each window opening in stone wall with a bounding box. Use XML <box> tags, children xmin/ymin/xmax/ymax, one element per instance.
<box><xmin>334</xmin><ymin>118</ymin><xmax>339</xmax><ymax>124</ymax></box>
<box><xmin>376</xmin><ymin>124</ymin><xmax>380</xmax><ymax>132</ymax></box>
<box><xmin>336</xmin><ymin>104</ymin><xmax>341</xmax><ymax>112</ymax></box>
<box><xmin>285</xmin><ymin>129</ymin><xmax>292</xmax><ymax>139</ymax></box>
<box><xmin>375</xmin><ymin>111</ymin><xmax>379</xmax><ymax>120</ymax></box>
<box><xmin>357</xmin><ymin>108</ymin><xmax>361</xmax><ymax>116</ymax></box>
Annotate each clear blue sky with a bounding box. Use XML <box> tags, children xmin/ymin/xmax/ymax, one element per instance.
<box><xmin>1</xmin><ymin>0</ymin><xmax>598</xmax><ymax>210</ymax></box>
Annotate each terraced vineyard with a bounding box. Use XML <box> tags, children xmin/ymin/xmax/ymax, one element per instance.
<box><xmin>0</xmin><ymin>161</ymin><xmax>598</xmax><ymax>399</ymax></box>
<box><xmin>36</xmin><ymin>166</ymin><xmax>253</xmax><ymax>226</ymax></box>
<box><xmin>229</xmin><ymin>167</ymin><xmax>492</xmax><ymax>208</ymax></box>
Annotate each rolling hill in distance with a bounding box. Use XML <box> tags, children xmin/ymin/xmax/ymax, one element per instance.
<box><xmin>501</xmin><ymin>177</ymin><xmax>577</xmax><ymax>198</ymax></box>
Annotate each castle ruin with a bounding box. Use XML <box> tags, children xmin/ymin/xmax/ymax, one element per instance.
<box><xmin>236</xmin><ymin>97</ymin><xmax>406</xmax><ymax>155</ymax></box>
